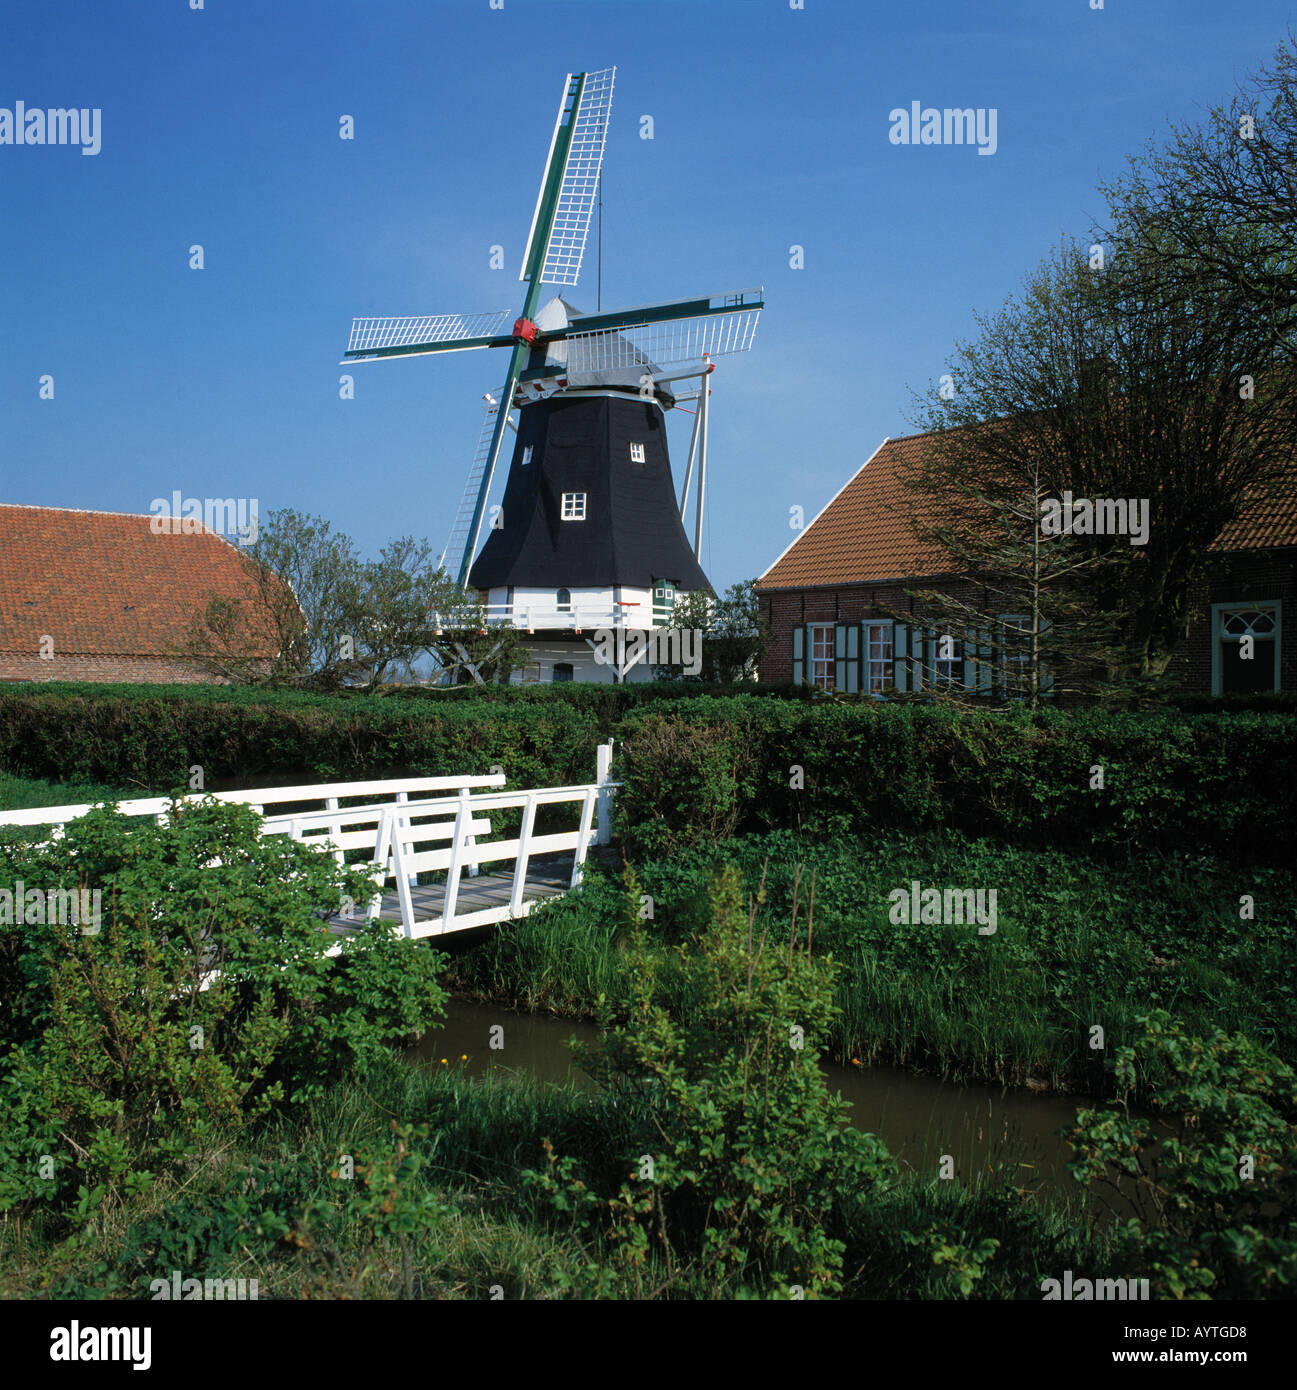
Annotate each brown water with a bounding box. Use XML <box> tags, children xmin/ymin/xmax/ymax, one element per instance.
<box><xmin>412</xmin><ymin>997</ymin><xmax>1098</xmax><ymax>1205</ymax></box>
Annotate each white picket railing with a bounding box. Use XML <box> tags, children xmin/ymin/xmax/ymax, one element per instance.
<box><xmin>0</xmin><ymin>743</ymin><xmax>619</xmax><ymax>943</ymax></box>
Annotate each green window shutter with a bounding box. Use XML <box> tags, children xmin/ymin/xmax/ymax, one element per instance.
<box><xmin>836</xmin><ymin>623</ymin><xmax>860</xmax><ymax>692</ymax></box>
<box><xmin>1038</xmin><ymin>617</ymin><xmax>1054</xmax><ymax>696</ymax></box>
<box><xmin>792</xmin><ymin>625</ymin><xmax>805</xmax><ymax>686</ymax></box>
<box><xmin>962</xmin><ymin>629</ymin><xmax>977</xmax><ymax>692</ymax></box>
<box><xmin>893</xmin><ymin>622</ymin><xmax>909</xmax><ymax>692</ymax></box>
<box><xmin>977</xmin><ymin>629</ymin><xmax>994</xmax><ymax>693</ymax></box>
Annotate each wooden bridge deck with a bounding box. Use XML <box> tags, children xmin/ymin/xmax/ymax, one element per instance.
<box><xmin>324</xmin><ymin>854</ymin><xmax>579</xmax><ymax>940</ymax></box>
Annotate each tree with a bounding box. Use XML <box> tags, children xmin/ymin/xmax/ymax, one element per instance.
<box><xmin>656</xmin><ymin>580</ymin><xmax>770</xmax><ymax>683</ymax></box>
<box><xmin>893</xmin><ymin>441</ymin><xmax>1124</xmax><ymax>706</ymax></box>
<box><xmin>180</xmin><ymin>510</ymin><xmax>525</xmax><ymax>690</ymax></box>
<box><xmin>905</xmin><ymin>230</ymin><xmax>1294</xmax><ymax>692</ymax></box>
<box><xmin>1108</xmin><ymin>34</ymin><xmax>1297</xmax><ymax>366</ymax></box>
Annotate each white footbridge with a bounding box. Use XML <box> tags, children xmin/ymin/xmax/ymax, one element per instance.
<box><xmin>0</xmin><ymin>743</ymin><xmax>619</xmax><ymax>944</ymax></box>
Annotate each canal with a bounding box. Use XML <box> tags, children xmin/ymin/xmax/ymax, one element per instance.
<box><xmin>411</xmin><ymin>996</ymin><xmax>1105</xmax><ymax>1208</ymax></box>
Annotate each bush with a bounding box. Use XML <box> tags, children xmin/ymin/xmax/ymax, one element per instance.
<box><xmin>0</xmin><ymin>799</ymin><xmax>448</xmax><ymax>1219</ymax></box>
<box><xmin>614</xmin><ymin>698</ymin><xmax>1297</xmax><ymax>865</ymax></box>
<box><xmin>524</xmin><ymin>866</ymin><xmax>895</xmax><ymax>1298</ymax></box>
<box><xmin>1067</xmin><ymin>1011</ymin><xmax>1297</xmax><ymax>1298</ymax></box>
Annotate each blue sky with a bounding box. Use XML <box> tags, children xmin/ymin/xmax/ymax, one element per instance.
<box><xmin>3</xmin><ymin>0</ymin><xmax>1293</xmax><ymax>592</ymax></box>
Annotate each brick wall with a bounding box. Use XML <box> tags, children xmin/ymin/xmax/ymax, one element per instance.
<box><xmin>0</xmin><ymin>655</ymin><xmax>219</xmax><ymax>684</ymax></box>
<box><xmin>758</xmin><ymin>579</ymin><xmax>973</xmax><ymax>683</ymax></box>
<box><xmin>1166</xmin><ymin>550</ymin><xmax>1297</xmax><ymax>693</ymax></box>
<box><xmin>760</xmin><ymin>549</ymin><xmax>1297</xmax><ymax>694</ymax></box>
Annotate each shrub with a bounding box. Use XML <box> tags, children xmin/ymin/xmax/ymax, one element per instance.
<box><xmin>524</xmin><ymin>866</ymin><xmax>895</xmax><ymax>1298</ymax></box>
<box><xmin>614</xmin><ymin>699</ymin><xmax>1297</xmax><ymax>865</ymax></box>
<box><xmin>0</xmin><ymin>799</ymin><xmax>448</xmax><ymax>1217</ymax></box>
<box><xmin>1067</xmin><ymin>1010</ymin><xmax>1297</xmax><ymax>1298</ymax></box>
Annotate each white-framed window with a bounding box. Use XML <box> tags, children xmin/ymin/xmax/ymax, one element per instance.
<box><xmin>1212</xmin><ymin>601</ymin><xmax>1281</xmax><ymax>694</ymax></box>
<box><xmin>556</xmin><ymin>587</ymin><xmax>571</xmax><ymax>612</ymax></box>
<box><xmin>933</xmin><ymin>634</ymin><xmax>963</xmax><ymax>688</ymax></box>
<box><xmin>809</xmin><ymin>622</ymin><xmax>835</xmax><ymax>690</ymax></box>
<box><xmin>630</xmin><ymin>442</ymin><xmax>646</xmax><ymax>463</ymax></box>
<box><xmin>865</xmin><ymin>622</ymin><xmax>893</xmax><ymax>692</ymax></box>
<box><xmin>561</xmin><ymin>492</ymin><xmax>586</xmax><ymax>520</ymax></box>
<box><xmin>522</xmin><ymin>445</ymin><xmax>534</xmax><ymax>466</ymax></box>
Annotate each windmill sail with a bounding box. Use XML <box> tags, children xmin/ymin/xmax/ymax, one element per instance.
<box><xmin>520</xmin><ymin>68</ymin><xmax>615</xmax><ymax>289</ymax></box>
<box><xmin>562</xmin><ymin>290</ymin><xmax>763</xmax><ymax>386</ymax></box>
<box><xmin>345</xmin><ymin>310</ymin><xmax>510</xmax><ymax>362</ymax></box>
<box><xmin>441</xmin><ymin>394</ymin><xmax>510</xmax><ymax>580</ymax></box>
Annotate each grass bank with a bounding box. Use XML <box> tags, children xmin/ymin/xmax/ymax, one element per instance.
<box><xmin>447</xmin><ymin>829</ymin><xmax>1297</xmax><ymax>1096</ymax></box>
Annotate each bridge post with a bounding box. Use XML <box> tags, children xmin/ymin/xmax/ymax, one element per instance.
<box><xmin>596</xmin><ymin>740</ymin><xmax>614</xmax><ymax>846</ymax></box>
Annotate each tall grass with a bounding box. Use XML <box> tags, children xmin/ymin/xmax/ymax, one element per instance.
<box><xmin>0</xmin><ymin>1054</ymin><xmax>1120</xmax><ymax>1300</ymax></box>
<box><xmin>447</xmin><ymin>829</ymin><xmax>1297</xmax><ymax>1094</ymax></box>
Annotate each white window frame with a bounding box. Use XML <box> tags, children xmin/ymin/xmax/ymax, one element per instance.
<box><xmin>865</xmin><ymin>621</ymin><xmax>893</xmax><ymax>692</ymax></box>
<box><xmin>522</xmin><ymin>445</ymin><xmax>534</xmax><ymax>466</ymax></box>
<box><xmin>1211</xmin><ymin>600</ymin><xmax>1281</xmax><ymax>695</ymax></box>
<box><xmin>809</xmin><ymin>622</ymin><xmax>835</xmax><ymax>690</ymax></box>
<box><xmin>561</xmin><ymin>492</ymin><xmax>586</xmax><ymax>521</ymax></box>
<box><xmin>630</xmin><ymin>442</ymin><xmax>646</xmax><ymax>463</ymax></box>
<box><xmin>556</xmin><ymin>587</ymin><xmax>571</xmax><ymax>612</ymax></box>
<box><xmin>932</xmin><ymin>633</ymin><xmax>963</xmax><ymax>688</ymax></box>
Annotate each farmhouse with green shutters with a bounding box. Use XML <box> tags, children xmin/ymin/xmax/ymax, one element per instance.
<box><xmin>754</xmin><ymin>431</ymin><xmax>1297</xmax><ymax>696</ymax></box>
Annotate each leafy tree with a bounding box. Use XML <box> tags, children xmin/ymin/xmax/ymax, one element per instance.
<box><xmin>907</xmin><ymin>230</ymin><xmax>1294</xmax><ymax>690</ymax></box>
<box><xmin>180</xmin><ymin>509</ymin><xmax>524</xmax><ymax>689</ymax></box>
<box><xmin>656</xmin><ymin>580</ymin><xmax>770</xmax><ymax>683</ymax></box>
<box><xmin>1109</xmin><ymin>33</ymin><xmax>1297</xmax><ymax>363</ymax></box>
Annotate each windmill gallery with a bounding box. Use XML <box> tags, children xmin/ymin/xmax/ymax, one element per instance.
<box><xmin>343</xmin><ymin>67</ymin><xmax>762</xmax><ymax>684</ymax></box>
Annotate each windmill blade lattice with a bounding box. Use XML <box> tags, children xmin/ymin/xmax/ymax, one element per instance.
<box><xmin>565</xmin><ymin>305</ymin><xmax>762</xmax><ymax>380</ymax></box>
<box><xmin>441</xmin><ymin>394</ymin><xmax>510</xmax><ymax>581</ymax></box>
<box><xmin>346</xmin><ymin>310</ymin><xmax>510</xmax><ymax>360</ymax></box>
<box><xmin>529</xmin><ymin>67</ymin><xmax>615</xmax><ymax>287</ymax></box>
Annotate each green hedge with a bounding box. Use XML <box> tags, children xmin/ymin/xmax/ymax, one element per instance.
<box><xmin>0</xmin><ymin>684</ymin><xmax>605</xmax><ymax>792</ymax></box>
<box><xmin>2</xmin><ymin>684</ymin><xmax>1292</xmax><ymax>864</ymax></box>
<box><xmin>611</xmin><ymin>697</ymin><xmax>1297</xmax><ymax>865</ymax></box>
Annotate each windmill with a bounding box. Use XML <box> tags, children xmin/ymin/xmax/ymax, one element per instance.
<box><xmin>343</xmin><ymin>67</ymin><xmax>763</xmax><ymax>682</ymax></box>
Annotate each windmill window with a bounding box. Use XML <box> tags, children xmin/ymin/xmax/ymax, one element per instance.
<box><xmin>630</xmin><ymin>442</ymin><xmax>646</xmax><ymax>463</ymax></box>
<box><xmin>552</xmin><ymin>662</ymin><xmax>575</xmax><ymax>683</ymax></box>
<box><xmin>561</xmin><ymin>492</ymin><xmax>587</xmax><ymax>521</ymax></box>
<box><xmin>556</xmin><ymin>587</ymin><xmax>571</xmax><ymax>612</ymax></box>
<box><xmin>652</xmin><ymin>579</ymin><xmax>676</xmax><ymax>625</ymax></box>
<box><xmin>522</xmin><ymin>445</ymin><xmax>534</xmax><ymax>466</ymax></box>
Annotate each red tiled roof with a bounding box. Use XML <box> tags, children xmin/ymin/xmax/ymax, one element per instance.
<box><xmin>757</xmin><ymin>431</ymin><xmax>1297</xmax><ymax>591</ymax></box>
<box><xmin>0</xmin><ymin>506</ymin><xmax>284</xmax><ymax>657</ymax></box>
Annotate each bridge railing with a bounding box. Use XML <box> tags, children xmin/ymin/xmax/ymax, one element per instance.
<box><xmin>0</xmin><ymin>742</ymin><xmax>620</xmax><ymax>943</ymax></box>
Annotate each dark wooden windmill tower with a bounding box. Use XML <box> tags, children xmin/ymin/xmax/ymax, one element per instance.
<box><xmin>344</xmin><ymin>67</ymin><xmax>762</xmax><ymax>682</ymax></box>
